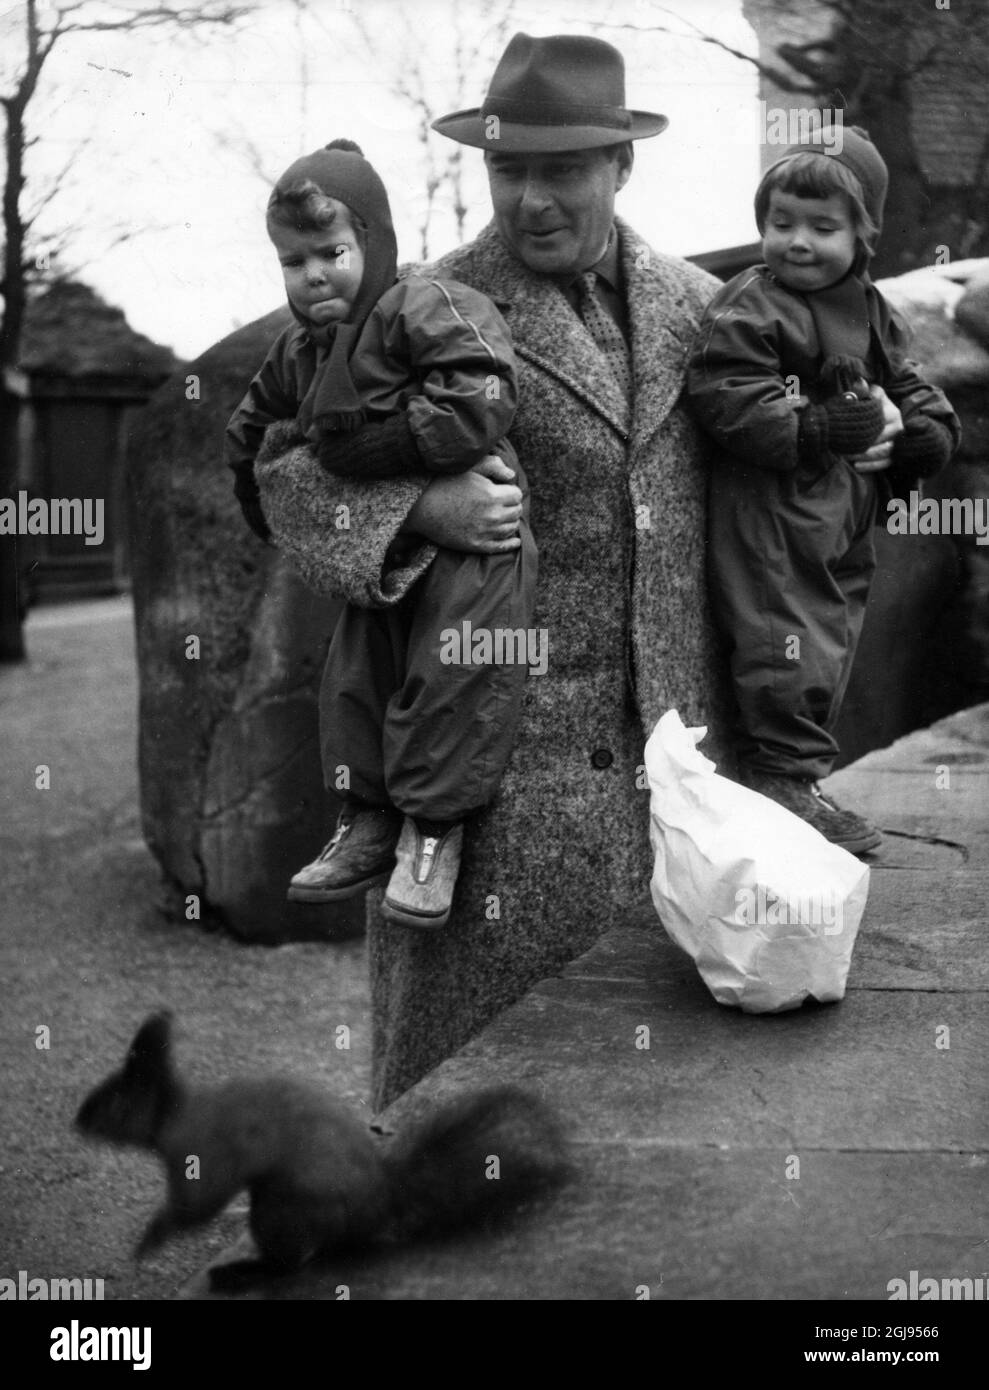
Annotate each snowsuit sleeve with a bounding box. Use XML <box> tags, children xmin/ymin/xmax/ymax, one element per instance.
<box><xmin>354</xmin><ymin>274</ymin><xmax>518</xmax><ymax>474</ymax></box>
<box><xmin>878</xmin><ymin>300</ymin><xmax>962</xmax><ymax>443</ymax></box>
<box><xmin>224</xmin><ymin>326</ymin><xmax>309</xmax><ymax>498</ymax></box>
<box><xmin>685</xmin><ymin>271</ymin><xmax>803</xmax><ymax>473</ymax></box>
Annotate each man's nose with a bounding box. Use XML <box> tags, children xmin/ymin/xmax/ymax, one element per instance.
<box><xmin>518</xmin><ymin>177</ymin><xmax>553</xmax><ymax>215</ymax></box>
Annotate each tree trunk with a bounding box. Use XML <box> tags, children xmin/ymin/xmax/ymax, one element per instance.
<box><xmin>0</xmin><ymin>385</ymin><xmax>26</xmax><ymax>662</ymax></box>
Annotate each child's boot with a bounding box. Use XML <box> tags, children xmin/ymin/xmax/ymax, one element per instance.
<box><xmin>287</xmin><ymin>804</ymin><xmax>401</xmax><ymax>903</ymax></box>
<box><xmin>741</xmin><ymin>770</ymin><xmax>882</xmax><ymax>856</ymax></box>
<box><xmin>381</xmin><ymin>817</ymin><xmax>464</xmax><ymax>930</ymax></box>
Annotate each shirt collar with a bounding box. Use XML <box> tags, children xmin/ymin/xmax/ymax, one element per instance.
<box><xmin>550</xmin><ymin>225</ymin><xmax>620</xmax><ymax>293</ymax></box>
<box><xmin>586</xmin><ymin>226</ymin><xmax>621</xmax><ymax>292</ymax></box>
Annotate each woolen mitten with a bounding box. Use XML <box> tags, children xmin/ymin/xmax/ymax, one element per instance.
<box><xmin>317</xmin><ymin>412</ymin><xmax>423</xmax><ymax>479</ymax></box>
<box><xmin>798</xmin><ymin>391</ymin><xmax>885</xmax><ymax>463</ymax></box>
<box><xmin>889</xmin><ymin>414</ymin><xmax>956</xmax><ymax>479</ymax></box>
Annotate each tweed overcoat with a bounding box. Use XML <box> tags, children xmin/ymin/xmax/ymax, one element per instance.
<box><xmin>256</xmin><ymin>217</ymin><xmax>734</xmax><ymax>1108</ymax></box>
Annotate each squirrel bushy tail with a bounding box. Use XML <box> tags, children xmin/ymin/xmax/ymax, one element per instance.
<box><xmin>75</xmin><ymin>1012</ymin><xmax>571</xmax><ymax>1285</ymax></box>
<box><xmin>381</xmin><ymin>1084</ymin><xmax>573</xmax><ymax>1242</ymax></box>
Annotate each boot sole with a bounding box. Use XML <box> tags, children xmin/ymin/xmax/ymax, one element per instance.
<box><xmin>380</xmin><ymin>896</ymin><xmax>452</xmax><ymax>931</ymax></box>
<box><xmin>824</xmin><ymin>830</ymin><xmax>883</xmax><ymax>855</ymax></box>
<box><xmin>286</xmin><ymin>868</ymin><xmax>393</xmax><ymax>904</ymax></box>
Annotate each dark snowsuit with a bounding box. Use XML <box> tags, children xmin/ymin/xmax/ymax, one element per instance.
<box><xmin>687</xmin><ymin>264</ymin><xmax>960</xmax><ymax>781</ymax></box>
<box><xmin>226</xmin><ymin>272</ymin><xmax>536</xmax><ymax>819</ymax></box>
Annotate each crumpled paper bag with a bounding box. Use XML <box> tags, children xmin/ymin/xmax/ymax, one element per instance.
<box><xmin>646</xmin><ymin>710</ymin><xmax>870</xmax><ymax>1012</ymax></box>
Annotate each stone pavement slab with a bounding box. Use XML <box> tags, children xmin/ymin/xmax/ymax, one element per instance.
<box><xmin>188</xmin><ymin>1150</ymin><xmax>989</xmax><ymax>1302</ymax></box>
<box><xmin>190</xmin><ymin>705</ymin><xmax>989</xmax><ymax>1301</ymax></box>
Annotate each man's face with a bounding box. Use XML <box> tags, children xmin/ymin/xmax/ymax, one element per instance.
<box><xmin>485</xmin><ymin>146</ymin><xmax>633</xmax><ymax>275</ymax></box>
<box><xmin>269</xmin><ymin>217</ymin><xmax>365</xmax><ymax>326</ymax></box>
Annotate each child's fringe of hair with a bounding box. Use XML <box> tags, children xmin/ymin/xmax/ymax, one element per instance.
<box><xmin>754</xmin><ymin>152</ymin><xmax>879</xmax><ymax>256</ymax></box>
<box><xmin>267</xmin><ymin>180</ymin><xmax>368</xmax><ymax>244</ymax></box>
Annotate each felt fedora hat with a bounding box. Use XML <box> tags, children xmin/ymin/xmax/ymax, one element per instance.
<box><xmin>431</xmin><ymin>32</ymin><xmax>668</xmax><ymax>152</ymax></box>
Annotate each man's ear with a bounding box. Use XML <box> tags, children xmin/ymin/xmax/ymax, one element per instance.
<box><xmin>615</xmin><ymin>141</ymin><xmax>634</xmax><ymax>192</ymax></box>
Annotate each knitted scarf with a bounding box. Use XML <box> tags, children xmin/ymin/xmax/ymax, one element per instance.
<box><xmin>808</xmin><ymin>269</ymin><xmax>874</xmax><ymax>395</ymax></box>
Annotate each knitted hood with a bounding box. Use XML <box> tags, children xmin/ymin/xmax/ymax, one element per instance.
<box><xmin>270</xmin><ymin>142</ymin><xmax>398</xmax><ymax>433</ymax></box>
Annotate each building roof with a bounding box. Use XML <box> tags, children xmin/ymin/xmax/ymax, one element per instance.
<box><xmin>19</xmin><ymin>279</ymin><xmax>179</xmax><ymax>382</ymax></box>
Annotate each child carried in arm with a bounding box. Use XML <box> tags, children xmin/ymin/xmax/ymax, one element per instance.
<box><xmin>687</xmin><ymin>125</ymin><xmax>960</xmax><ymax>855</ymax></box>
<box><xmin>225</xmin><ymin>139</ymin><xmax>536</xmax><ymax>929</ymax></box>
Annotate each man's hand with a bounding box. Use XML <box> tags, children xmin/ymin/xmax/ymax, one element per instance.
<box><xmin>851</xmin><ymin>385</ymin><xmax>904</xmax><ymax>473</ymax></box>
<box><xmin>403</xmin><ymin>454</ymin><xmax>523</xmax><ymax>553</ymax></box>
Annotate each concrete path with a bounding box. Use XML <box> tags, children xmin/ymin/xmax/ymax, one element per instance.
<box><xmin>191</xmin><ymin>706</ymin><xmax>989</xmax><ymax>1302</ymax></box>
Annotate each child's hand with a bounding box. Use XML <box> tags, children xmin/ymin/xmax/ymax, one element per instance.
<box><xmin>851</xmin><ymin>386</ymin><xmax>903</xmax><ymax>473</ymax></box>
<box><xmin>889</xmin><ymin>413</ymin><xmax>956</xmax><ymax>478</ymax></box>
<box><xmin>799</xmin><ymin>390</ymin><xmax>884</xmax><ymax>463</ymax></box>
<box><xmin>233</xmin><ymin>482</ymin><xmax>272</xmax><ymax>543</ymax></box>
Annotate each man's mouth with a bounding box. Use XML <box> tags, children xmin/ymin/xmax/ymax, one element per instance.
<box><xmin>521</xmin><ymin>227</ymin><xmax>565</xmax><ymax>239</ymax></box>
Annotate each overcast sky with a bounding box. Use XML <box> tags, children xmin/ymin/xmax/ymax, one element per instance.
<box><xmin>4</xmin><ymin>0</ymin><xmax>762</xmax><ymax>360</ymax></box>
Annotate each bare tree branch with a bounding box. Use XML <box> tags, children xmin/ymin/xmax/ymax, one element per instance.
<box><xmin>1</xmin><ymin>0</ymin><xmax>256</xmax><ymax>656</ymax></box>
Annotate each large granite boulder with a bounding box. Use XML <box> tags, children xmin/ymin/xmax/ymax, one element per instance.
<box><xmin>126</xmin><ymin>308</ymin><xmax>362</xmax><ymax>943</ymax></box>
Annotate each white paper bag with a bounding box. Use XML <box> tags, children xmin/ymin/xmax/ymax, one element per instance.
<box><xmin>646</xmin><ymin>710</ymin><xmax>870</xmax><ymax>1012</ymax></box>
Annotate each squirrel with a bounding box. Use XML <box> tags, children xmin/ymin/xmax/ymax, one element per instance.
<box><xmin>75</xmin><ymin>1012</ymin><xmax>572</xmax><ymax>1290</ymax></box>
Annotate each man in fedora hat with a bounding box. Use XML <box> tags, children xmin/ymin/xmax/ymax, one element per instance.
<box><xmin>255</xmin><ymin>33</ymin><xmax>732</xmax><ymax>1108</ymax></box>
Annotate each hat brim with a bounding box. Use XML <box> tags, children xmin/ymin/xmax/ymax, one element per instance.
<box><xmin>431</xmin><ymin>108</ymin><xmax>668</xmax><ymax>151</ymax></box>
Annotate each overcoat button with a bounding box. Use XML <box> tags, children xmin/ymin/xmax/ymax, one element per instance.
<box><xmin>590</xmin><ymin>748</ymin><xmax>614</xmax><ymax>769</ymax></box>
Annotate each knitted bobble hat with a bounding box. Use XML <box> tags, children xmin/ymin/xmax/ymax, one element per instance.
<box><xmin>759</xmin><ymin>123</ymin><xmax>889</xmax><ymax>239</ymax></box>
<box><xmin>269</xmin><ymin>140</ymin><xmax>398</xmax><ymax>433</ymax></box>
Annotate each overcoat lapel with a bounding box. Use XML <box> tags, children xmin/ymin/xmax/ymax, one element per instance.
<box><xmin>619</xmin><ymin>217</ymin><xmax>703</xmax><ymax>460</ymax></box>
<box><xmin>435</xmin><ymin>222</ymin><xmax>631</xmax><ymax>440</ymax></box>
<box><xmin>432</xmin><ymin>219</ymin><xmax>707</xmax><ymax>457</ymax></box>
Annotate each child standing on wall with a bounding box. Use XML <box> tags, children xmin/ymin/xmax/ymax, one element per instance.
<box><xmin>687</xmin><ymin>125</ymin><xmax>960</xmax><ymax>854</ymax></box>
<box><xmin>225</xmin><ymin>140</ymin><xmax>536</xmax><ymax>929</ymax></box>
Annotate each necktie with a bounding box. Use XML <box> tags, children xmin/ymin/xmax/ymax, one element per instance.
<box><xmin>577</xmin><ymin>270</ymin><xmax>633</xmax><ymax>403</ymax></box>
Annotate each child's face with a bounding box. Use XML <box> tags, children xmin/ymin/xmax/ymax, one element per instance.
<box><xmin>270</xmin><ymin>216</ymin><xmax>365</xmax><ymax>326</ymax></box>
<box><xmin>762</xmin><ymin>188</ymin><xmax>858</xmax><ymax>292</ymax></box>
